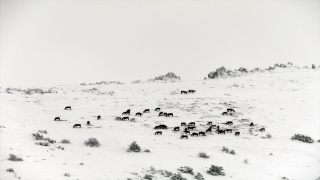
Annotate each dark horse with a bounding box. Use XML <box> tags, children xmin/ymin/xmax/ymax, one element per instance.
<box><xmin>135</xmin><ymin>112</ymin><xmax>142</xmax><ymax>116</ymax></box>
<box><xmin>122</xmin><ymin>111</ymin><xmax>130</xmax><ymax>115</ymax></box>
<box><xmin>207</xmin><ymin>121</ymin><xmax>212</xmax><ymax>125</ymax></box>
<box><xmin>166</xmin><ymin>113</ymin><xmax>173</xmax><ymax>117</ymax></box>
<box><xmin>226</xmin><ymin>121</ymin><xmax>233</xmax><ymax>125</ymax></box>
<box><xmin>222</xmin><ymin>112</ymin><xmax>228</xmax><ymax>116</ymax></box>
<box><xmin>54</xmin><ymin>117</ymin><xmax>60</xmax><ymax>121</ymax></box>
<box><xmin>199</xmin><ymin>131</ymin><xmax>206</xmax><ymax>136</ymax></box>
<box><xmin>87</xmin><ymin>121</ymin><xmax>91</xmax><ymax>126</ymax></box>
<box><xmin>225</xmin><ymin>129</ymin><xmax>232</xmax><ymax>133</ymax></box>
<box><xmin>65</xmin><ymin>106</ymin><xmax>71</xmax><ymax>110</ymax></box>
<box><xmin>181</xmin><ymin>91</ymin><xmax>188</xmax><ymax>94</ymax></box>
<box><xmin>235</xmin><ymin>132</ymin><xmax>240</xmax><ymax>136</ymax></box>
<box><xmin>183</xmin><ymin>130</ymin><xmax>190</xmax><ymax>134</ymax></box>
<box><xmin>188</xmin><ymin>90</ymin><xmax>196</xmax><ymax>93</ymax></box>
<box><xmin>155</xmin><ymin>131</ymin><xmax>162</xmax><ymax>135</ymax></box>
<box><xmin>122</xmin><ymin>117</ymin><xmax>129</xmax><ymax>121</ymax></box>
<box><xmin>159</xmin><ymin>112</ymin><xmax>164</xmax><ymax>116</ymax></box>
<box><xmin>227</xmin><ymin>108</ymin><xmax>236</xmax><ymax>113</ymax></box>
<box><xmin>181</xmin><ymin>122</ymin><xmax>186</xmax><ymax>126</ymax></box>
<box><xmin>188</xmin><ymin>122</ymin><xmax>195</xmax><ymax>126</ymax></box>
<box><xmin>173</xmin><ymin>127</ymin><xmax>180</xmax><ymax>131</ymax></box>
<box><xmin>191</xmin><ymin>132</ymin><xmax>198</xmax><ymax>137</ymax></box>
<box><xmin>143</xmin><ymin>109</ymin><xmax>150</xmax><ymax>113</ymax></box>
<box><xmin>73</xmin><ymin>124</ymin><xmax>81</xmax><ymax>128</ymax></box>
<box><xmin>97</xmin><ymin>115</ymin><xmax>101</xmax><ymax>120</ymax></box>
<box><xmin>155</xmin><ymin>108</ymin><xmax>161</xmax><ymax>111</ymax></box>
<box><xmin>188</xmin><ymin>126</ymin><xmax>196</xmax><ymax>131</ymax></box>
<box><xmin>180</xmin><ymin>135</ymin><xmax>188</xmax><ymax>139</ymax></box>
<box><xmin>216</xmin><ymin>130</ymin><xmax>225</xmax><ymax>134</ymax></box>
<box><xmin>259</xmin><ymin>128</ymin><xmax>265</xmax><ymax>132</ymax></box>
<box><xmin>249</xmin><ymin>122</ymin><xmax>254</xmax><ymax>126</ymax></box>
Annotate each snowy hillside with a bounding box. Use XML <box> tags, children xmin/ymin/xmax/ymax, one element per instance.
<box><xmin>1</xmin><ymin>68</ymin><xmax>319</xmax><ymax>180</ymax></box>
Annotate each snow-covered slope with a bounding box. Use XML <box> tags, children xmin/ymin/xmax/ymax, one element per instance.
<box><xmin>1</xmin><ymin>69</ymin><xmax>319</xmax><ymax>180</ymax></box>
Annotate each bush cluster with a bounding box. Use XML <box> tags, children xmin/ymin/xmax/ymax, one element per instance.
<box><xmin>177</xmin><ymin>166</ymin><xmax>194</xmax><ymax>175</ymax></box>
<box><xmin>198</xmin><ymin>152</ymin><xmax>209</xmax><ymax>158</ymax></box>
<box><xmin>85</xmin><ymin>138</ymin><xmax>100</xmax><ymax>147</ymax></box>
<box><xmin>207</xmin><ymin>165</ymin><xmax>225</xmax><ymax>176</ymax></box>
<box><xmin>128</xmin><ymin>141</ymin><xmax>141</xmax><ymax>152</ymax></box>
<box><xmin>8</xmin><ymin>154</ymin><xmax>23</xmax><ymax>162</ymax></box>
<box><xmin>291</xmin><ymin>134</ymin><xmax>314</xmax><ymax>143</ymax></box>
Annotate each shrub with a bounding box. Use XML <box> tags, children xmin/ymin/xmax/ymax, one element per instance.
<box><xmin>32</xmin><ymin>133</ymin><xmax>43</xmax><ymax>140</ymax></box>
<box><xmin>6</xmin><ymin>168</ymin><xmax>14</xmax><ymax>173</ymax></box>
<box><xmin>44</xmin><ymin>137</ymin><xmax>56</xmax><ymax>144</ymax></box>
<box><xmin>128</xmin><ymin>141</ymin><xmax>141</xmax><ymax>152</ymax></box>
<box><xmin>85</xmin><ymin>138</ymin><xmax>100</xmax><ymax>147</ymax></box>
<box><xmin>177</xmin><ymin>166</ymin><xmax>194</xmax><ymax>175</ymax></box>
<box><xmin>198</xmin><ymin>152</ymin><xmax>209</xmax><ymax>159</ymax></box>
<box><xmin>64</xmin><ymin>173</ymin><xmax>70</xmax><ymax>177</ymax></box>
<box><xmin>170</xmin><ymin>173</ymin><xmax>185</xmax><ymax>180</ymax></box>
<box><xmin>144</xmin><ymin>149</ymin><xmax>150</xmax><ymax>153</ymax></box>
<box><xmin>229</xmin><ymin>150</ymin><xmax>235</xmax><ymax>155</ymax></box>
<box><xmin>80</xmin><ymin>163</ymin><xmax>84</xmax><ymax>165</ymax></box>
<box><xmin>36</xmin><ymin>140</ymin><xmax>49</xmax><ymax>146</ymax></box>
<box><xmin>244</xmin><ymin>159</ymin><xmax>248</xmax><ymax>164</ymax></box>
<box><xmin>8</xmin><ymin>154</ymin><xmax>23</xmax><ymax>161</ymax></box>
<box><xmin>143</xmin><ymin>174</ymin><xmax>153</xmax><ymax>180</ymax></box>
<box><xmin>60</xmin><ymin>139</ymin><xmax>71</xmax><ymax>144</ymax></box>
<box><xmin>291</xmin><ymin>134</ymin><xmax>314</xmax><ymax>143</ymax></box>
<box><xmin>38</xmin><ymin>130</ymin><xmax>47</xmax><ymax>134</ymax></box>
<box><xmin>194</xmin><ymin>172</ymin><xmax>204</xmax><ymax>180</ymax></box>
<box><xmin>207</xmin><ymin>165</ymin><xmax>225</xmax><ymax>176</ymax></box>
<box><xmin>317</xmin><ymin>139</ymin><xmax>320</xmax><ymax>143</ymax></box>
<box><xmin>222</xmin><ymin>146</ymin><xmax>229</xmax><ymax>153</ymax></box>
<box><xmin>158</xmin><ymin>170</ymin><xmax>172</xmax><ymax>177</ymax></box>
<box><xmin>266</xmin><ymin>134</ymin><xmax>272</xmax><ymax>138</ymax></box>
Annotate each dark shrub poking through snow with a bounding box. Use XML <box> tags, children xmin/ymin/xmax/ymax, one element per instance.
<box><xmin>291</xmin><ymin>134</ymin><xmax>314</xmax><ymax>143</ymax></box>
<box><xmin>85</xmin><ymin>138</ymin><xmax>100</xmax><ymax>147</ymax></box>
<box><xmin>207</xmin><ymin>165</ymin><xmax>225</xmax><ymax>176</ymax></box>
<box><xmin>8</xmin><ymin>154</ymin><xmax>23</xmax><ymax>162</ymax></box>
<box><xmin>128</xmin><ymin>141</ymin><xmax>141</xmax><ymax>152</ymax></box>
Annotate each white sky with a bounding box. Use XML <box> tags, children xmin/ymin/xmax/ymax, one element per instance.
<box><xmin>0</xmin><ymin>0</ymin><xmax>319</xmax><ymax>88</ymax></box>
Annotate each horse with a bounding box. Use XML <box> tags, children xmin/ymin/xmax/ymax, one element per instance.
<box><xmin>155</xmin><ymin>131</ymin><xmax>162</xmax><ymax>135</ymax></box>
<box><xmin>87</xmin><ymin>121</ymin><xmax>91</xmax><ymax>126</ymax></box>
<box><xmin>249</xmin><ymin>122</ymin><xmax>254</xmax><ymax>126</ymax></box>
<box><xmin>199</xmin><ymin>131</ymin><xmax>206</xmax><ymax>136</ymax></box>
<box><xmin>163</xmin><ymin>113</ymin><xmax>167</xmax><ymax>116</ymax></box>
<box><xmin>173</xmin><ymin>127</ymin><xmax>180</xmax><ymax>131</ymax></box>
<box><xmin>225</xmin><ymin>129</ymin><xmax>232</xmax><ymax>133</ymax></box>
<box><xmin>222</xmin><ymin>112</ymin><xmax>228</xmax><ymax>116</ymax></box>
<box><xmin>181</xmin><ymin>91</ymin><xmax>188</xmax><ymax>94</ymax></box>
<box><xmin>188</xmin><ymin>126</ymin><xmax>196</xmax><ymax>131</ymax></box>
<box><xmin>188</xmin><ymin>122</ymin><xmax>195</xmax><ymax>126</ymax></box>
<box><xmin>207</xmin><ymin>121</ymin><xmax>212</xmax><ymax>125</ymax></box>
<box><xmin>73</xmin><ymin>124</ymin><xmax>81</xmax><ymax>128</ymax></box>
<box><xmin>54</xmin><ymin>117</ymin><xmax>60</xmax><ymax>121</ymax></box>
<box><xmin>235</xmin><ymin>132</ymin><xmax>240</xmax><ymax>136</ymax></box>
<box><xmin>181</xmin><ymin>122</ymin><xmax>186</xmax><ymax>126</ymax></box>
<box><xmin>159</xmin><ymin>112</ymin><xmax>164</xmax><ymax>116</ymax></box>
<box><xmin>206</xmin><ymin>127</ymin><xmax>212</xmax><ymax>133</ymax></box>
<box><xmin>259</xmin><ymin>128</ymin><xmax>265</xmax><ymax>132</ymax></box>
<box><xmin>211</xmin><ymin>125</ymin><xmax>217</xmax><ymax>129</ymax></box>
<box><xmin>191</xmin><ymin>132</ymin><xmax>198</xmax><ymax>137</ymax></box>
<box><xmin>227</xmin><ymin>108</ymin><xmax>235</xmax><ymax>113</ymax></box>
<box><xmin>143</xmin><ymin>109</ymin><xmax>150</xmax><ymax>113</ymax></box>
<box><xmin>183</xmin><ymin>130</ymin><xmax>190</xmax><ymax>134</ymax></box>
<box><xmin>65</xmin><ymin>106</ymin><xmax>71</xmax><ymax>110</ymax></box>
<box><xmin>122</xmin><ymin>117</ymin><xmax>129</xmax><ymax>121</ymax></box>
<box><xmin>135</xmin><ymin>112</ymin><xmax>142</xmax><ymax>116</ymax></box>
<box><xmin>159</xmin><ymin>125</ymin><xmax>168</xmax><ymax>129</ymax></box>
<box><xmin>188</xmin><ymin>90</ymin><xmax>196</xmax><ymax>93</ymax></box>
<box><xmin>166</xmin><ymin>113</ymin><xmax>173</xmax><ymax>117</ymax></box>
<box><xmin>180</xmin><ymin>135</ymin><xmax>188</xmax><ymax>139</ymax></box>
<box><xmin>226</xmin><ymin>121</ymin><xmax>233</xmax><ymax>125</ymax></box>
<box><xmin>115</xmin><ymin>117</ymin><xmax>122</xmax><ymax>121</ymax></box>
<box><xmin>97</xmin><ymin>115</ymin><xmax>101</xmax><ymax>120</ymax></box>
<box><xmin>155</xmin><ymin>108</ymin><xmax>161</xmax><ymax>111</ymax></box>
<box><xmin>216</xmin><ymin>130</ymin><xmax>225</xmax><ymax>134</ymax></box>
<box><xmin>122</xmin><ymin>111</ymin><xmax>130</xmax><ymax>115</ymax></box>
<box><xmin>154</xmin><ymin>126</ymin><xmax>160</xmax><ymax>129</ymax></box>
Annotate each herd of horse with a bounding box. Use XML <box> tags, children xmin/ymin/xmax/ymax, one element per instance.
<box><xmin>57</xmin><ymin>90</ymin><xmax>266</xmax><ymax>138</ymax></box>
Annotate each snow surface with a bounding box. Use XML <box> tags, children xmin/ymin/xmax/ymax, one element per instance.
<box><xmin>1</xmin><ymin>69</ymin><xmax>319</xmax><ymax>180</ymax></box>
